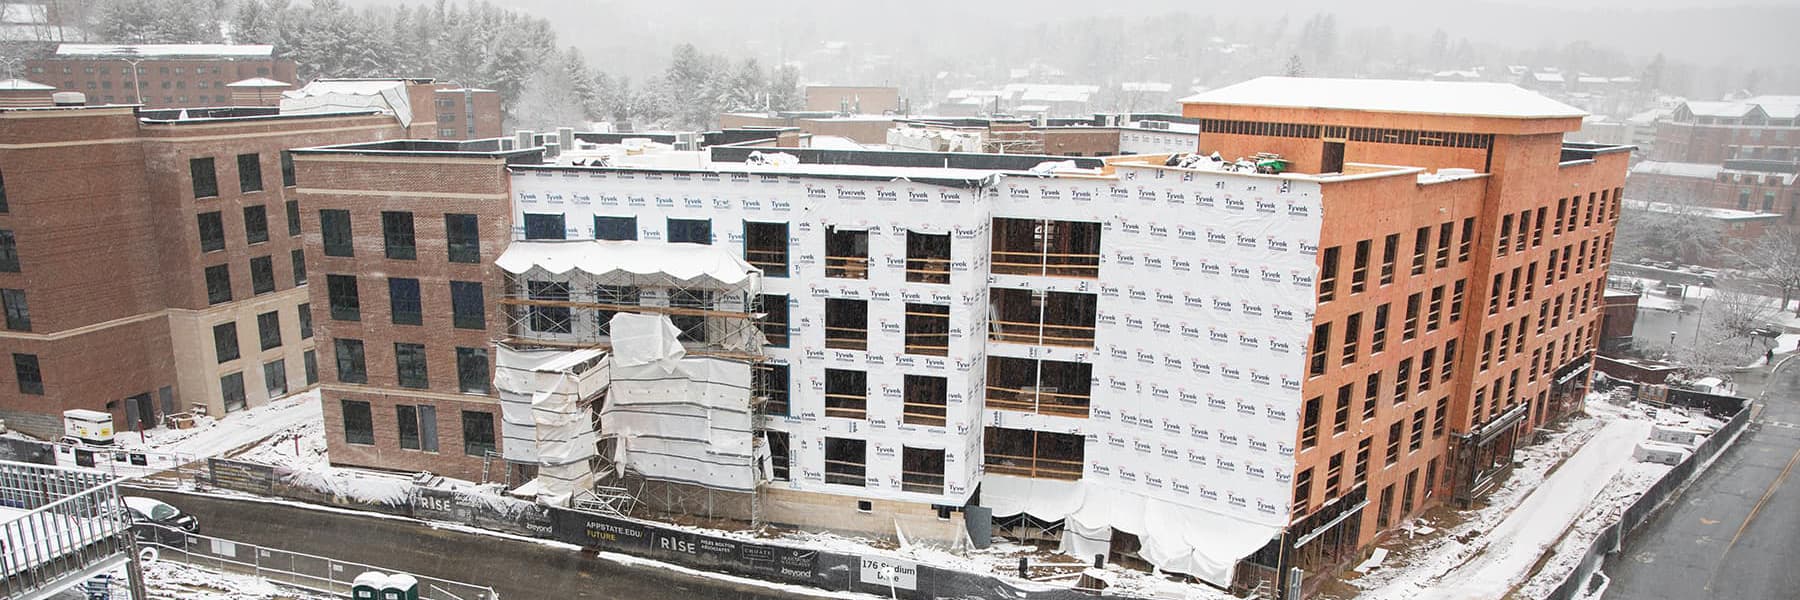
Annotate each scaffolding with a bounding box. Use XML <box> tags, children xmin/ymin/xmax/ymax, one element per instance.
<box><xmin>494</xmin><ymin>240</ymin><xmax>769</xmax><ymax>525</ymax></box>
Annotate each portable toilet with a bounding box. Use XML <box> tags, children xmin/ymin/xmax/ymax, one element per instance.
<box><xmin>381</xmin><ymin>573</ymin><xmax>419</xmax><ymax>600</ymax></box>
<box><xmin>62</xmin><ymin>410</ymin><xmax>114</xmax><ymax>446</ymax></box>
<box><xmin>352</xmin><ymin>572</ymin><xmax>388</xmax><ymax>600</ymax></box>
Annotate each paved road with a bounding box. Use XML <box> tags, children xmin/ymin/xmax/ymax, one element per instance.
<box><xmin>125</xmin><ymin>489</ymin><xmax>815</xmax><ymax>600</ymax></box>
<box><xmin>1603</xmin><ymin>359</ymin><xmax>1800</xmax><ymax>599</ymax></box>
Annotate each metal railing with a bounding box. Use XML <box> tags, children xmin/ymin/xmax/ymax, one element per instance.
<box><xmin>139</xmin><ymin>525</ymin><xmax>497</xmax><ymax>600</ymax></box>
<box><xmin>0</xmin><ymin>461</ymin><xmax>134</xmax><ymax>600</ymax></box>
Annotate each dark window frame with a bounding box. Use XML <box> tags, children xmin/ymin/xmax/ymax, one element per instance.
<box><xmin>382</xmin><ymin>211</ymin><xmax>416</xmax><ymax>260</ymax></box>
<box><xmin>388</xmin><ymin>277</ymin><xmax>423</xmax><ymax>326</ymax></box>
<box><xmin>342</xmin><ymin>399</ymin><xmax>374</xmax><ymax>445</ymax></box>
<box><xmin>190</xmin><ymin>157</ymin><xmax>218</xmax><ymax>198</ymax></box>
<box><xmin>256</xmin><ymin>311</ymin><xmax>282</xmax><ymax>351</ymax></box>
<box><xmin>237</xmin><ymin>153</ymin><xmax>263</xmax><ymax>193</ymax></box>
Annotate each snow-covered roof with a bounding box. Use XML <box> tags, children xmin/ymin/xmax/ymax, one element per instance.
<box><xmin>1630</xmin><ymin>160</ymin><xmax>1722</xmax><ymax>180</ymax></box>
<box><xmin>806</xmin><ymin>135</ymin><xmax>866</xmax><ymax>150</ymax></box>
<box><xmin>1744</xmin><ymin>95</ymin><xmax>1800</xmax><ymax>120</ymax></box>
<box><xmin>1181</xmin><ymin>76</ymin><xmax>1586</xmax><ymax>119</ymax></box>
<box><xmin>1121</xmin><ymin>81</ymin><xmax>1173</xmax><ymax>93</ymax></box>
<box><xmin>0</xmin><ymin>78</ymin><xmax>52</xmax><ymax>91</ymax></box>
<box><xmin>1626</xmin><ymin>108</ymin><xmax>1671</xmax><ymax>125</ymax></box>
<box><xmin>1622</xmin><ymin>199</ymin><xmax>1778</xmax><ymax>221</ymax></box>
<box><xmin>281</xmin><ymin>79</ymin><xmax>412</xmax><ymax>127</ymax></box>
<box><xmin>226</xmin><ymin>77</ymin><xmax>289</xmax><ymax>88</ymax></box>
<box><xmin>1002</xmin><ymin>83</ymin><xmax>1099</xmax><ymax>104</ymax></box>
<box><xmin>54</xmin><ymin>43</ymin><xmax>274</xmax><ymax>59</ymax></box>
<box><xmin>1532</xmin><ymin>72</ymin><xmax>1566</xmax><ymax>83</ymax></box>
<box><xmin>1684</xmin><ymin>101</ymin><xmax>1754</xmax><ymax>119</ymax></box>
<box><xmin>496</xmin><ymin>240</ymin><xmax>759</xmax><ymax>289</ymax></box>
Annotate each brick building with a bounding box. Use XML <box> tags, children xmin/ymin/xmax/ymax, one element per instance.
<box><xmin>291</xmin><ymin>140</ymin><xmax>542</xmax><ymax>481</ymax></box>
<box><xmin>803</xmin><ymin>85</ymin><xmax>901</xmax><ymax>114</ymax></box>
<box><xmin>0</xmin><ymin>104</ymin><xmax>404</xmax><ymax>437</ymax></box>
<box><xmin>1628</xmin><ymin>96</ymin><xmax>1800</xmax><ymax>223</ymax></box>
<box><xmin>1180</xmin><ymin>77</ymin><xmax>1626</xmax><ymax>585</ymax></box>
<box><xmin>282</xmin><ymin>78</ymin><xmax>503</xmax><ymax>141</ymax></box>
<box><xmin>27</xmin><ymin>44</ymin><xmax>298</xmax><ymax>109</ymax></box>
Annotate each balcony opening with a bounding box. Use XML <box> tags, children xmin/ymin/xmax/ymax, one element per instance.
<box><xmin>903</xmin><ymin>374</ymin><xmax>947</xmax><ymax>427</ymax></box>
<box><xmin>985</xmin><ymin>356</ymin><xmax>1091</xmax><ymax>418</ymax></box>
<box><xmin>744</xmin><ymin>221</ymin><xmax>788</xmax><ymax>277</ymax></box>
<box><xmin>904</xmin><ymin>303</ymin><xmax>950</xmax><ymax>356</ymax></box>
<box><xmin>989</xmin><ymin>287</ymin><xmax>1096</xmax><ymax>347</ymax></box>
<box><xmin>906</xmin><ymin>231</ymin><xmax>951</xmax><ymax>284</ymax></box>
<box><xmin>824</xmin><ymin>298</ymin><xmax>868</xmax><ymax>350</ymax></box>
<box><xmin>991</xmin><ymin>218</ymin><xmax>1101</xmax><ymax>279</ymax></box>
<box><xmin>983</xmin><ymin>427</ymin><xmax>1083</xmax><ymax>480</ymax></box>
<box><xmin>824</xmin><ymin>437</ymin><xmax>867</xmax><ymax>487</ymax></box>
<box><xmin>825</xmin><ymin>226</ymin><xmax>869</xmax><ymax>279</ymax></box>
<box><xmin>901</xmin><ymin>447</ymin><xmax>946</xmax><ymax>495</ymax></box>
<box><xmin>824</xmin><ymin>368</ymin><xmax>867</xmax><ymax>419</ymax></box>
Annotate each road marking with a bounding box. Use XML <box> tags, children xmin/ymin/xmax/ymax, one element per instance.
<box><xmin>1704</xmin><ymin>440</ymin><xmax>1800</xmax><ymax>592</ymax></box>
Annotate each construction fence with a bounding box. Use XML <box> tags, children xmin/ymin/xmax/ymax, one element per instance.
<box><xmin>202</xmin><ymin>457</ymin><xmax>1134</xmax><ymax>600</ymax></box>
<box><xmin>1539</xmin><ymin>394</ymin><xmax>1752</xmax><ymax>600</ymax></box>
<box><xmin>140</xmin><ymin>525</ymin><xmax>497</xmax><ymax>600</ymax></box>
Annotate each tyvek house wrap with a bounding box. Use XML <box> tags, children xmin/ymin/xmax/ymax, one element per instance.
<box><xmin>601</xmin><ymin>313</ymin><xmax>758</xmax><ymax>492</ymax></box>
<box><xmin>494</xmin><ymin>346</ymin><xmax>608</xmax><ymax>506</ymax></box>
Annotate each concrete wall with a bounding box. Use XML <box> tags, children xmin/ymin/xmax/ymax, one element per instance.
<box><xmin>760</xmin><ymin>486</ymin><xmax>965</xmax><ymax>545</ymax></box>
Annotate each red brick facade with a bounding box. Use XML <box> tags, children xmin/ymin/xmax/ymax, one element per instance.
<box><xmin>27</xmin><ymin>57</ymin><xmax>299</xmax><ymax>109</ymax></box>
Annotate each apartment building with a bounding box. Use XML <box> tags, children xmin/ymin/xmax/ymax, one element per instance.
<box><xmin>282</xmin><ymin>78</ymin><xmax>503</xmax><ymax>141</ymax></box>
<box><xmin>27</xmin><ymin>44</ymin><xmax>298</xmax><ymax>109</ymax></box>
<box><xmin>0</xmin><ymin>104</ymin><xmax>404</xmax><ymax>437</ymax></box>
<box><xmin>1628</xmin><ymin>96</ymin><xmax>1800</xmax><ymax>220</ymax></box>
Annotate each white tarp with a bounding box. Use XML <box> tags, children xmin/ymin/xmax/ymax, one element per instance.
<box><xmin>280</xmin><ymin>79</ymin><xmax>414</xmax><ymax>126</ymax></box>
<box><xmin>980</xmin><ymin>474</ymin><xmax>1084</xmax><ymax>520</ymax></box>
<box><xmin>602</xmin><ymin>313</ymin><xmax>758</xmax><ymax>492</ymax></box>
<box><xmin>496</xmin><ymin>240</ymin><xmax>760</xmax><ymax>288</ymax></box>
<box><xmin>494</xmin><ymin>346</ymin><xmax>608</xmax><ymax>505</ymax></box>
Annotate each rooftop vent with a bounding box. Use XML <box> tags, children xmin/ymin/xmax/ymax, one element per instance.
<box><xmin>51</xmin><ymin>92</ymin><xmax>84</xmax><ymax>106</ymax></box>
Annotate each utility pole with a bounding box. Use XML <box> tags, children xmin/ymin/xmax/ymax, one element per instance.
<box><xmin>121</xmin><ymin>52</ymin><xmax>144</xmax><ymax>105</ymax></box>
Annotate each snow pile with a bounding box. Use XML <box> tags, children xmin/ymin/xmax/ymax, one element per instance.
<box><xmin>230</xmin><ymin>412</ymin><xmax>328</xmax><ymax>470</ymax></box>
<box><xmin>281</xmin><ymin>467</ymin><xmax>414</xmax><ymax>507</ymax></box>
<box><xmin>135</xmin><ymin>558</ymin><xmax>332</xmax><ymax>600</ymax></box>
<box><xmin>117</xmin><ymin>390</ymin><xmax>322</xmax><ymax>459</ymax></box>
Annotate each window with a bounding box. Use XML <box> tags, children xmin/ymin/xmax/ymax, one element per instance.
<box><xmin>1497</xmin><ymin>214</ymin><xmax>1513</xmax><ymax>256</ymax></box>
<box><xmin>757</xmin><ymin>363</ymin><xmax>790</xmax><ymax>416</ymax></box>
<box><xmin>825</xmin><ymin>226</ymin><xmax>870</xmax><ymax>279</ymax></box>
<box><xmin>1364</xmin><ymin>373</ymin><xmax>1380</xmax><ymax>420</ymax></box>
<box><xmin>824</xmin><ymin>368</ymin><xmax>867</xmax><ymax>419</ymax></box>
<box><xmin>1334</xmin><ymin>384</ymin><xmax>1352</xmax><ymax>434</ymax></box>
<box><xmin>825</xmin><ymin>298</ymin><xmax>868</xmax><ymax>350</ymax></box>
<box><xmin>457</xmin><ymin>347</ymin><xmax>489</xmax><ymax>394</ymax></box>
<box><xmin>1301</xmin><ymin>396</ymin><xmax>1321</xmax><ymax>449</ymax></box>
<box><xmin>765</xmin><ymin>431</ymin><xmax>791</xmax><ymax>481</ymax></box>
<box><xmin>1342</xmin><ymin>312</ymin><xmax>1361</xmax><ymax>365</ymax></box>
<box><xmin>298</xmin><ymin>303</ymin><xmax>312</xmax><ymax>339</ymax></box>
<box><xmin>1451</xmin><ymin>279</ymin><xmax>1465</xmax><ymax>323</ymax></box>
<box><xmin>1326</xmin><ymin>452</ymin><xmax>1344</xmax><ymax>498</ymax></box>
<box><xmin>1516</xmin><ymin>210</ymin><xmax>1530</xmax><ymax>253</ymax></box>
<box><xmin>1350</xmin><ymin>240</ymin><xmax>1370</xmax><ymax>293</ymax></box>
<box><xmin>395</xmin><ymin>343</ymin><xmax>428</xmax><ymax>389</ymax></box>
<box><xmin>1372</xmin><ymin>303</ymin><xmax>1389</xmax><ymax>354</ymax></box>
<box><xmin>291</xmin><ymin>249</ymin><xmax>306</xmax><ymax>286</ymax></box>
<box><xmin>523</xmin><ymin>213</ymin><xmax>566</xmax><ymax>240</ymax></box>
<box><xmin>280</xmin><ymin>150</ymin><xmax>296</xmax><ymax>187</ymax></box>
<box><xmin>668</xmin><ymin>289</ymin><xmax>711</xmax><ymax>344</ymax></box>
<box><xmin>342</xmin><ymin>400</ymin><xmax>375</xmax><ymax>444</ymax></box>
<box><xmin>451</xmin><ymin>281</ymin><xmax>485</xmax><ymax>329</ymax></box>
<box><xmin>743</xmin><ymin>221</ymin><xmax>788</xmax><ymax>276</ymax></box>
<box><xmin>1435</xmin><ymin>222</ymin><xmax>1452</xmax><ymax>268</ymax></box>
<box><xmin>1508</xmin><ymin>267</ymin><xmax>1521</xmax><ymax>308</ymax></box>
<box><xmin>1310</xmin><ymin>323</ymin><xmax>1331</xmax><ymax>376</ymax></box>
<box><xmin>1318</xmin><ymin>246</ymin><xmax>1339</xmax><ymax>303</ymax></box>
<box><xmin>1419</xmin><ymin>349</ymin><xmax>1436</xmax><ymax>391</ymax></box>
<box><xmin>334</xmin><ymin>339</ymin><xmax>366</xmax><ymax>383</ymax></box>
<box><xmin>1294</xmin><ymin>468</ymin><xmax>1314</xmax><ymax>515</ymax></box>
<box><xmin>824</xmin><ymin>437</ymin><xmax>867</xmax><ymax>487</ymax></box>
<box><xmin>1442</xmin><ymin>339</ymin><xmax>1457</xmax><ymax>381</ymax></box>
<box><xmin>1489</xmin><ymin>273</ymin><xmax>1503</xmax><ymax>315</ymax></box>
<box><xmin>1395</xmin><ymin>358</ymin><xmax>1412</xmax><ymax>402</ymax></box>
<box><xmin>1555</xmin><ymin>197</ymin><xmax>1567</xmax><ymax>233</ymax></box>
<box><xmin>1404</xmin><ymin>293</ymin><xmax>1421</xmax><ymax>341</ymax></box>
<box><xmin>263</xmin><ymin>359</ymin><xmax>287</xmax><ymax>399</ymax></box>
<box><xmin>303</xmin><ymin>349</ymin><xmax>318</xmax><ymax>385</ymax></box>
<box><xmin>197</xmin><ymin>212</ymin><xmax>225</xmax><ymax>252</ymax></box>
<box><xmin>237</xmin><ymin>153</ymin><xmax>263</xmax><ymax>193</ymax></box>
<box><xmin>584</xmin><ymin>215</ymin><xmax>639</xmax><ymax>241</ymax></box>
<box><xmin>190</xmin><ymin>157</ymin><xmax>218</xmax><ymax>198</ymax></box>
<box><xmin>1428</xmin><ymin>285</ymin><xmax>1444</xmax><ymax>332</ymax></box>
<box><xmin>382</xmin><ymin>212</ymin><xmax>416</xmax><ymax>259</ymax></box>
<box><xmin>388</xmin><ymin>277</ymin><xmax>422</xmax><ymax>325</ymax></box>
<box><xmin>528</xmin><ymin>281</ymin><xmax>573</xmax><ymax>334</ymax></box>
<box><xmin>1380</xmin><ymin>233</ymin><xmax>1398</xmax><ymax>285</ymax></box>
<box><xmin>320</xmin><ymin>209</ymin><xmax>353</xmax><ymax>256</ymax></box>
<box><xmin>904</xmin><ymin>374</ymin><xmax>948</xmax><ymax>427</ymax></box>
<box><xmin>1434</xmin><ymin>397</ymin><xmax>1448</xmax><ymax>438</ymax></box>
<box><xmin>205</xmin><ymin>264</ymin><xmax>232</xmax><ymax>304</ymax></box>
<box><xmin>397</xmin><ymin>405</ymin><xmax>424</xmax><ymax>450</ymax></box>
<box><xmin>1481</xmin><ymin>331</ymin><xmax>1495</xmax><ymax>370</ymax></box>
<box><xmin>12</xmin><ymin>354</ymin><xmax>41</xmax><ymax>395</ymax></box>
<box><xmin>250</xmin><ymin>256</ymin><xmax>275</xmax><ymax>294</ymax></box>
<box><xmin>460</xmin><ymin>409</ymin><xmax>496</xmax><ymax>455</ymax></box>
<box><xmin>761</xmin><ymin>294</ymin><xmax>788</xmax><ymax>347</ymax></box>
<box><xmin>1355</xmin><ymin>438</ymin><xmax>1371</xmax><ymax>485</ymax></box>
<box><xmin>907</xmin><ymin>231</ymin><xmax>951</xmax><ymax>284</ymax></box>
<box><xmin>257</xmin><ymin>311</ymin><xmax>281</xmax><ymax>350</ymax></box>
<box><xmin>327</xmin><ymin>275</ymin><xmax>360</xmax><ymax>321</ymax></box>
<box><xmin>1411</xmin><ymin>226</ymin><xmax>1428</xmax><ymax>275</ymax></box>
<box><xmin>1411</xmin><ymin>409</ymin><xmax>1426</xmax><ymax>452</ymax></box>
<box><xmin>1402</xmin><ymin>469</ymin><xmax>1419</xmax><ymax>515</ymax></box>
<box><xmin>901</xmin><ymin>447</ymin><xmax>946</xmax><ymax>495</ymax></box>
<box><xmin>1533</xmin><ymin>208</ymin><xmax>1546</xmax><ymax>246</ymax></box>
<box><xmin>1386</xmin><ymin>421</ymin><xmax>1403</xmax><ymax>465</ymax></box>
<box><xmin>213</xmin><ymin>322</ymin><xmax>239</xmax><ymax>363</ymax></box>
<box><xmin>667</xmin><ymin>218</ymin><xmax>711</xmax><ymax>244</ymax></box>
<box><xmin>217</xmin><ymin>372</ymin><xmax>246</xmax><ymax>412</ymax></box>
<box><xmin>905</xmin><ymin>303</ymin><xmax>949</xmax><ymax>356</ymax></box>
<box><xmin>446</xmin><ymin>214</ymin><xmax>480</xmax><ymax>262</ymax></box>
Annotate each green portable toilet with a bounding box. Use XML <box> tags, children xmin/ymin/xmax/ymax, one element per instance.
<box><xmin>352</xmin><ymin>572</ymin><xmax>388</xmax><ymax>600</ymax></box>
<box><xmin>381</xmin><ymin>573</ymin><xmax>419</xmax><ymax>600</ymax></box>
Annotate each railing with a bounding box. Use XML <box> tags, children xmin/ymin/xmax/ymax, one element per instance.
<box><xmin>904</xmin><ymin>333</ymin><xmax>950</xmax><ymax>356</ymax></box>
<box><xmin>983</xmin><ymin>453</ymin><xmax>1083</xmax><ymax>481</ymax></box>
<box><xmin>0</xmin><ymin>461</ymin><xmax>134</xmax><ymax>600</ymax></box>
<box><xmin>139</xmin><ymin>525</ymin><xmax>497</xmax><ymax>600</ymax></box>
<box><xmin>824</xmin><ymin>256</ymin><xmax>869</xmax><ymax>279</ymax></box>
<box><xmin>743</xmin><ymin>249</ymin><xmax>787</xmax><ymax>276</ymax></box>
<box><xmin>990</xmin><ymin>251</ymin><xmax>1100</xmax><ymax>279</ymax></box>
<box><xmin>823</xmin><ymin>461</ymin><xmax>866</xmax><ymax>487</ymax></box>
<box><xmin>823</xmin><ymin>326</ymin><xmax>868</xmax><ymax>351</ymax></box>
<box><xmin>905</xmin><ymin>257</ymin><xmax>951</xmax><ymax>284</ymax></box>
<box><xmin>900</xmin><ymin>470</ymin><xmax>945</xmax><ymax>495</ymax></box>
<box><xmin>988</xmin><ymin>319</ymin><xmax>1095</xmax><ymax>347</ymax></box>
<box><xmin>823</xmin><ymin>393</ymin><xmax>867</xmax><ymax>420</ymax></box>
<box><xmin>984</xmin><ymin>386</ymin><xmax>1091</xmax><ymax>418</ymax></box>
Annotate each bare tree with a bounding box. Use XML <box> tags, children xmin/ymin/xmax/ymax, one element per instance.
<box><xmin>1730</xmin><ymin>224</ymin><xmax>1800</xmax><ymax>315</ymax></box>
<box><xmin>1614</xmin><ymin>196</ymin><xmax>1723</xmax><ymax>265</ymax></box>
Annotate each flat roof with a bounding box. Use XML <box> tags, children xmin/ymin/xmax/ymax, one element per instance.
<box><xmin>1181</xmin><ymin>76</ymin><xmax>1587</xmax><ymax>120</ymax></box>
<box><xmin>53</xmin><ymin>43</ymin><xmax>274</xmax><ymax>59</ymax></box>
<box><xmin>1622</xmin><ymin>199</ymin><xmax>1781</xmax><ymax>221</ymax></box>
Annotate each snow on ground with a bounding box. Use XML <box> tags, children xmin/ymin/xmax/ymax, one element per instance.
<box><xmin>117</xmin><ymin>389</ymin><xmax>321</xmax><ymax>460</ymax></box>
<box><xmin>230</xmin><ymin>411</ymin><xmax>328</xmax><ymax>469</ymax></box>
<box><xmin>53</xmin><ymin>559</ymin><xmax>333</xmax><ymax>600</ymax></box>
<box><xmin>1349</xmin><ymin>398</ymin><xmax>1717</xmax><ymax>600</ymax></box>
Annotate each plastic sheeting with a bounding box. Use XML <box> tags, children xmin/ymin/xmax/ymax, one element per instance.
<box><xmin>602</xmin><ymin>313</ymin><xmax>758</xmax><ymax>492</ymax></box>
<box><xmin>1063</xmin><ymin>486</ymin><xmax>1279</xmax><ymax>587</ymax></box>
<box><xmin>981</xmin><ymin>475</ymin><xmax>1083</xmax><ymax>521</ymax></box>
<box><xmin>494</xmin><ymin>346</ymin><xmax>608</xmax><ymax>505</ymax></box>
<box><xmin>496</xmin><ymin>240</ymin><xmax>760</xmax><ymax>289</ymax></box>
<box><xmin>279</xmin><ymin>79</ymin><xmax>414</xmax><ymax>126</ymax></box>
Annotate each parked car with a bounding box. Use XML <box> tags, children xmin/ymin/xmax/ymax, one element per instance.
<box><xmin>120</xmin><ymin>496</ymin><xmax>197</xmax><ymax>546</ymax></box>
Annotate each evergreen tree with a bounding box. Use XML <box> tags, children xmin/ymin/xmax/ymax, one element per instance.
<box><xmin>722</xmin><ymin>58</ymin><xmax>765</xmax><ymax>112</ymax></box>
<box><xmin>511</xmin><ymin>65</ymin><xmax>587</xmax><ymax>132</ymax></box>
<box><xmin>562</xmin><ymin>46</ymin><xmax>598</xmax><ymax>120</ymax></box>
<box><xmin>664</xmin><ymin>43</ymin><xmax>717</xmax><ymax>129</ymax></box>
<box><xmin>1284</xmin><ymin>54</ymin><xmax>1306</xmax><ymax>77</ymax></box>
<box><xmin>766</xmin><ymin>64</ymin><xmax>802</xmax><ymax>112</ymax></box>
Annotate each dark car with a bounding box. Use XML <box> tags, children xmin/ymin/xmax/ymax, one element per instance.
<box><xmin>121</xmin><ymin>496</ymin><xmax>197</xmax><ymax>547</ymax></box>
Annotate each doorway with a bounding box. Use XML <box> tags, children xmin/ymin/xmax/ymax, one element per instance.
<box><xmin>1321</xmin><ymin>140</ymin><xmax>1346</xmax><ymax>173</ymax></box>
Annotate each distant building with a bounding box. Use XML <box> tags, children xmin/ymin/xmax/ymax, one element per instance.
<box><xmin>717</xmin><ymin>111</ymin><xmax>897</xmax><ymax>145</ymax></box>
<box><xmin>1627</xmin><ymin>160</ymin><xmax>1798</xmax><ymax>223</ymax></box>
<box><xmin>803</xmin><ymin>85</ymin><xmax>900</xmax><ymax>114</ymax></box>
<box><xmin>282</xmin><ymin>78</ymin><xmax>502</xmax><ymax>140</ymax></box>
<box><xmin>1651</xmin><ymin>96</ymin><xmax>1800</xmax><ymax>164</ymax></box>
<box><xmin>1619</xmin><ymin>199</ymin><xmax>1782</xmax><ymax>266</ymax></box>
<box><xmin>0</xmin><ymin>104</ymin><xmax>407</xmax><ymax>437</ymax></box>
<box><xmin>27</xmin><ymin>44</ymin><xmax>299</xmax><ymax>109</ymax></box>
